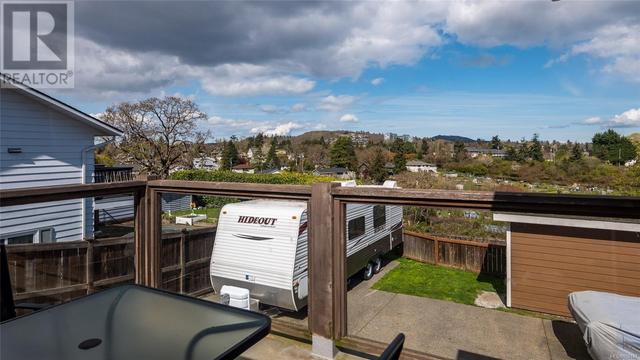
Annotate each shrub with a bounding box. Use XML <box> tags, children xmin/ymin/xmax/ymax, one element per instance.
<box><xmin>170</xmin><ymin>169</ymin><xmax>335</xmax><ymax>185</ymax></box>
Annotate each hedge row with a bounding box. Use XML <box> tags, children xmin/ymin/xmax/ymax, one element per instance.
<box><xmin>170</xmin><ymin>169</ymin><xmax>335</xmax><ymax>185</ymax></box>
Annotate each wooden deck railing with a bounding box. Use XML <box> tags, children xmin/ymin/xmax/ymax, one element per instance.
<box><xmin>1</xmin><ymin>179</ymin><xmax>638</xmax><ymax>350</ymax></box>
<box><xmin>5</xmin><ymin>227</ymin><xmax>216</xmax><ymax>304</ymax></box>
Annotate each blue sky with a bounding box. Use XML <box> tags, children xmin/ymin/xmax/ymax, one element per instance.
<box><xmin>54</xmin><ymin>1</ymin><xmax>639</xmax><ymax>142</ymax></box>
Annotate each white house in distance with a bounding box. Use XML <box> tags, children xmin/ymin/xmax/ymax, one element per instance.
<box><xmin>406</xmin><ymin>160</ymin><xmax>438</xmax><ymax>173</ymax></box>
<box><xmin>466</xmin><ymin>147</ymin><xmax>507</xmax><ymax>158</ymax></box>
<box><xmin>193</xmin><ymin>156</ymin><xmax>219</xmax><ymax>170</ymax></box>
<box><xmin>232</xmin><ymin>163</ymin><xmax>255</xmax><ymax>174</ymax></box>
<box><xmin>0</xmin><ymin>76</ymin><xmax>122</xmax><ymax>244</ymax></box>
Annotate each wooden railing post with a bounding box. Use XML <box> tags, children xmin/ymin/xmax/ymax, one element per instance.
<box><xmin>134</xmin><ymin>186</ymin><xmax>146</xmax><ymax>285</ymax></box>
<box><xmin>179</xmin><ymin>230</ymin><xmax>186</xmax><ymax>293</ymax></box>
<box><xmin>145</xmin><ymin>187</ymin><xmax>162</xmax><ymax>288</ymax></box>
<box><xmin>85</xmin><ymin>239</ymin><xmax>94</xmax><ymax>295</ymax></box>
<box><xmin>309</xmin><ymin>182</ymin><xmax>344</xmax><ymax>359</ymax></box>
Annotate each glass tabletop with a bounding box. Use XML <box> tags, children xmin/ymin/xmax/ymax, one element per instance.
<box><xmin>0</xmin><ymin>284</ymin><xmax>270</xmax><ymax>360</ymax></box>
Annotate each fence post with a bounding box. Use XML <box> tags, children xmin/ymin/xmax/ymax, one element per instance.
<box><xmin>434</xmin><ymin>237</ymin><xmax>439</xmax><ymax>265</ymax></box>
<box><xmin>179</xmin><ymin>230</ymin><xmax>186</xmax><ymax>293</ymax></box>
<box><xmin>85</xmin><ymin>239</ymin><xmax>94</xmax><ymax>295</ymax></box>
<box><xmin>309</xmin><ymin>182</ymin><xmax>343</xmax><ymax>359</ymax></box>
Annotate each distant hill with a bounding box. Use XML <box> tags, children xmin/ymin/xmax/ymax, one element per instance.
<box><xmin>430</xmin><ymin>135</ymin><xmax>475</xmax><ymax>143</ymax></box>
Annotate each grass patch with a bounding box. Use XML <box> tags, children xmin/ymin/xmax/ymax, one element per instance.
<box><xmin>166</xmin><ymin>208</ymin><xmax>221</xmax><ymax>224</ymax></box>
<box><xmin>372</xmin><ymin>257</ymin><xmax>505</xmax><ymax>305</ymax></box>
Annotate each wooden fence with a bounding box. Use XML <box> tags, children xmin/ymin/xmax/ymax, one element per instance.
<box><xmin>402</xmin><ymin>230</ymin><xmax>506</xmax><ymax>277</ymax></box>
<box><xmin>6</xmin><ymin>227</ymin><xmax>216</xmax><ymax>304</ymax></box>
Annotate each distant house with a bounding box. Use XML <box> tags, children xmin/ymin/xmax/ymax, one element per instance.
<box><xmin>406</xmin><ymin>160</ymin><xmax>437</xmax><ymax>173</ymax></box>
<box><xmin>245</xmin><ymin>148</ymin><xmax>257</xmax><ymax>160</ymax></box>
<box><xmin>357</xmin><ymin>162</ymin><xmax>370</xmax><ymax>179</ymax></box>
<box><xmin>350</xmin><ymin>132</ymin><xmax>370</xmax><ymax>147</ymax></box>
<box><xmin>232</xmin><ymin>163</ymin><xmax>255</xmax><ymax>174</ymax></box>
<box><xmin>466</xmin><ymin>147</ymin><xmax>507</xmax><ymax>158</ymax></box>
<box><xmin>0</xmin><ymin>76</ymin><xmax>122</xmax><ymax>244</ymax></box>
<box><xmin>313</xmin><ymin>167</ymin><xmax>355</xmax><ymax>179</ymax></box>
<box><xmin>384</xmin><ymin>162</ymin><xmax>395</xmax><ymax>174</ymax></box>
<box><xmin>625</xmin><ymin>159</ymin><xmax>637</xmax><ymax>167</ymax></box>
<box><xmin>193</xmin><ymin>156</ymin><xmax>219</xmax><ymax>170</ymax></box>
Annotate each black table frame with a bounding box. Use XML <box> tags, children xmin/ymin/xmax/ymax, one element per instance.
<box><xmin>1</xmin><ymin>284</ymin><xmax>271</xmax><ymax>360</ymax></box>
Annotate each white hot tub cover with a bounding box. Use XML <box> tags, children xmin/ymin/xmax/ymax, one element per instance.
<box><xmin>568</xmin><ymin>291</ymin><xmax>640</xmax><ymax>360</ymax></box>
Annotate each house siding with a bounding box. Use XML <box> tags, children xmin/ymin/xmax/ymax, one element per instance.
<box><xmin>0</xmin><ymin>88</ymin><xmax>96</xmax><ymax>242</ymax></box>
<box><xmin>510</xmin><ymin>223</ymin><xmax>640</xmax><ymax>316</ymax></box>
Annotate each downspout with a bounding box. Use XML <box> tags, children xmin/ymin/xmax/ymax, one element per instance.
<box><xmin>81</xmin><ymin>138</ymin><xmax>115</xmax><ymax>239</ymax></box>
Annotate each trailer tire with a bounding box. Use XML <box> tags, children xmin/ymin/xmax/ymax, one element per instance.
<box><xmin>372</xmin><ymin>257</ymin><xmax>382</xmax><ymax>274</ymax></box>
<box><xmin>363</xmin><ymin>262</ymin><xmax>374</xmax><ymax>280</ymax></box>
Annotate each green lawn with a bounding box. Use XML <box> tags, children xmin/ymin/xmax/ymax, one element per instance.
<box><xmin>372</xmin><ymin>257</ymin><xmax>505</xmax><ymax>305</ymax></box>
<box><xmin>169</xmin><ymin>208</ymin><xmax>221</xmax><ymax>224</ymax></box>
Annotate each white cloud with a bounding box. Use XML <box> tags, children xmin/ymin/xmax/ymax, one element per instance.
<box><xmin>583</xmin><ymin>117</ymin><xmax>603</xmax><ymax>125</ymax></box>
<box><xmin>207</xmin><ymin>115</ymin><xmax>260</xmax><ymax>129</ymax></box>
<box><xmin>339</xmin><ymin>114</ymin><xmax>359</xmax><ymax>123</ymax></box>
<box><xmin>550</xmin><ymin>24</ymin><xmax>640</xmax><ymax>82</ymax></box>
<box><xmin>609</xmin><ymin>108</ymin><xmax>640</xmax><ymax>128</ymax></box>
<box><xmin>291</xmin><ymin>103</ymin><xmax>307</xmax><ymax>112</ymax></box>
<box><xmin>199</xmin><ymin>64</ymin><xmax>315</xmax><ymax>96</ymax></box>
<box><xmin>580</xmin><ymin>108</ymin><xmax>640</xmax><ymax>128</ymax></box>
<box><xmin>259</xmin><ymin>104</ymin><xmax>285</xmax><ymax>113</ymax></box>
<box><xmin>251</xmin><ymin>121</ymin><xmax>303</xmax><ymax>136</ymax></box>
<box><xmin>371</xmin><ymin>77</ymin><xmax>384</xmax><ymax>86</ymax></box>
<box><xmin>318</xmin><ymin>95</ymin><xmax>356</xmax><ymax>111</ymax></box>
<box><xmin>65</xmin><ymin>1</ymin><xmax>640</xmax><ymax>97</ymax></box>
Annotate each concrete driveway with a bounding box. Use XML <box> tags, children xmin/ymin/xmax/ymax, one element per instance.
<box><xmin>346</xmin><ymin>261</ymin><xmax>591</xmax><ymax>360</ymax></box>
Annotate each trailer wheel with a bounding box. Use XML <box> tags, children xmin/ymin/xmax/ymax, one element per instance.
<box><xmin>372</xmin><ymin>257</ymin><xmax>382</xmax><ymax>274</ymax></box>
<box><xmin>363</xmin><ymin>262</ymin><xmax>374</xmax><ymax>280</ymax></box>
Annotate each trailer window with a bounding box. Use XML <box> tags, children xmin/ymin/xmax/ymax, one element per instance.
<box><xmin>348</xmin><ymin>216</ymin><xmax>366</xmax><ymax>240</ymax></box>
<box><xmin>373</xmin><ymin>205</ymin><xmax>386</xmax><ymax>231</ymax></box>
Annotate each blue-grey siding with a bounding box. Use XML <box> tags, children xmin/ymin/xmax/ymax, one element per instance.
<box><xmin>94</xmin><ymin>194</ymin><xmax>192</xmax><ymax>224</ymax></box>
<box><xmin>0</xmin><ymin>88</ymin><xmax>96</xmax><ymax>242</ymax></box>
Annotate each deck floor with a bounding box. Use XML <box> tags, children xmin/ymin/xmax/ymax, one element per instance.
<box><xmin>203</xmin><ymin>260</ymin><xmax>591</xmax><ymax>360</ymax></box>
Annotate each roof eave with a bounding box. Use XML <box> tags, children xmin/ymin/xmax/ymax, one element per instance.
<box><xmin>1</xmin><ymin>74</ymin><xmax>123</xmax><ymax>137</ymax></box>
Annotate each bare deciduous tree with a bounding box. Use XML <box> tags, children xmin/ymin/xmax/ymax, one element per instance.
<box><xmin>101</xmin><ymin>96</ymin><xmax>209</xmax><ymax>179</ymax></box>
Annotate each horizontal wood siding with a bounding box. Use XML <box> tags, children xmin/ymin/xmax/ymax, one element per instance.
<box><xmin>0</xmin><ymin>88</ymin><xmax>102</xmax><ymax>241</ymax></box>
<box><xmin>161</xmin><ymin>193</ymin><xmax>193</xmax><ymax>212</ymax></box>
<box><xmin>510</xmin><ymin>223</ymin><xmax>640</xmax><ymax>316</ymax></box>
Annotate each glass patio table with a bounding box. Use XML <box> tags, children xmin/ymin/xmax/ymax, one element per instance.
<box><xmin>0</xmin><ymin>284</ymin><xmax>270</xmax><ymax>360</ymax></box>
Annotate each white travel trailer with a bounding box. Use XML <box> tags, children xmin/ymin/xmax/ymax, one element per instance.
<box><xmin>210</xmin><ymin>181</ymin><xmax>403</xmax><ymax>311</ymax></box>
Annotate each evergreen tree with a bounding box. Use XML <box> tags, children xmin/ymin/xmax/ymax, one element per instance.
<box><xmin>490</xmin><ymin>135</ymin><xmax>502</xmax><ymax>150</ymax></box>
<box><xmin>453</xmin><ymin>141</ymin><xmax>466</xmax><ymax>161</ymax></box>
<box><xmin>330</xmin><ymin>136</ymin><xmax>357</xmax><ymax>170</ymax></box>
<box><xmin>592</xmin><ymin>129</ymin><xmax>637</xmax><ymax>165</ymax></box>
<box><xmin>370</xmin><ymin>148</ymin><xmax>387</xmax><ymax>183</ymax></box>
<box><xmin>393</xmin><ymin>152</ymin><xmax>406</xmax><ymax>173</ymax></box>
<box><xmin>505</xmin><ymin>146</ymin><xmax>519</xmax><ymax>162</ymax></box>
<box><xmin>264</xmin><ymin>138</ymin><xmax>280</xmax><ymax>169</ymax></box>
<box><xmin>220</xmin><ymin>140</ymin><xmax>238</xmax><ymax>170</ymax></box>
<box><xmin>254</xmin><ymin>132</ymin><xmax>265</xmax><ymax>148</ymax></box>
<box><xmin>569</xmin><ymin>143</ymin><xmax>583</xmax><ymax>162</ymax></box>
<box><xmin>417</xmin><ymin>138</ymin><xmax>429</xmax><ymax>160</ymax></box>
<box><xmin>529</xmin><ymin>133</ymin><xmax>544</xmax><ymax>162</ymax></box>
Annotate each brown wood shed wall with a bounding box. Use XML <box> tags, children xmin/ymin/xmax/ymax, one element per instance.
<box><xmin>510</xmin><ymin>223</ymin><xmax>640</xmax><ymax>316</ymax></box>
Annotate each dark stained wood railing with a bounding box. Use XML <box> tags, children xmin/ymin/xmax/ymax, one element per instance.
<box><xmin>1</xmin><ymin>179</ymin><xmax>638</xmax><ymax>350</ymax></box>
<box><xmin>6</xmin><ymin>227</ymin><xmax>216</xmax><ymax>304</ymax></box>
